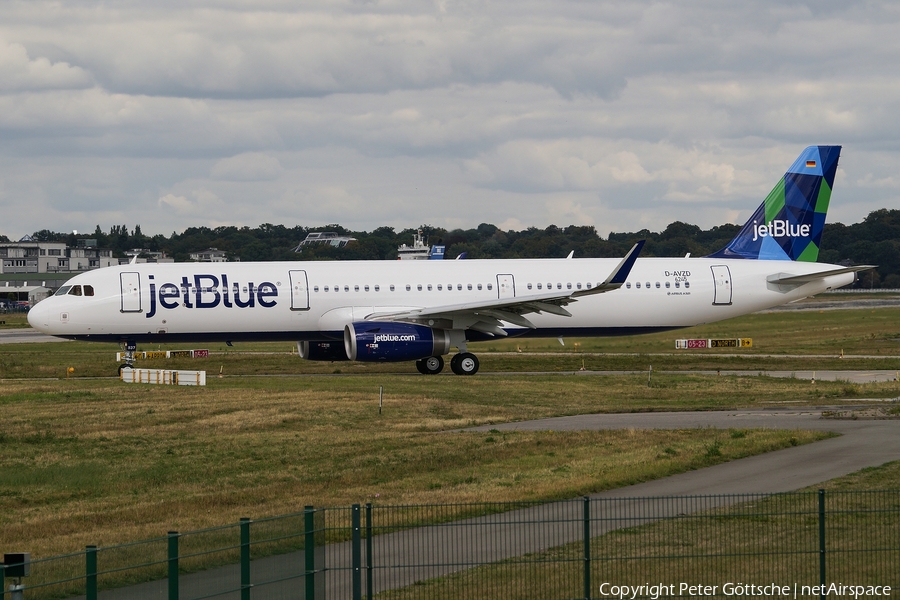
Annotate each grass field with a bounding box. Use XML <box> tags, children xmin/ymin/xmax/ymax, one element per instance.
<box><xmin>1</xmin><ymin>297</ymin><xmax>899</xmax><ymax>559</ymax></box>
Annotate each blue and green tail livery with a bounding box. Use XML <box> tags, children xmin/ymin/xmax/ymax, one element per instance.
<box><xmin>708</xmin><ymin>145</ymin><xmax>841</xmax><ymax>261</ymax></box>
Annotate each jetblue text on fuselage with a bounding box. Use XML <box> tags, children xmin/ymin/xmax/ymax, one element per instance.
<box><xmin>146</xmin><ymin>274</ymin><xmax>278</xmax><ymax>318</ymax></box>
<box><xmin>751</xmin><ymin>219</ymin><xmax>811</xmax><ymax>242</ymax></box>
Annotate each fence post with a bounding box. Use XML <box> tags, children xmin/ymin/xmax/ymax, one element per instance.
<box><xmin>818</xmin><ymin>490</ymin><xmax>826</xmax><ymax>600</ymax></box>
<box><xmin>305</xmin><ymin>506</ymin><xmax>316</xmax><ymax>600</ymax></box>
<box><xmin>168</xmin><ymin>531</ymin><xmax>179</xmax><ymax>600</ymax></box>
<box><xmin>352</xmin><ymin>504</ymin><xmax>362</xmax><ymax>600</ymax></box>
<box><xmin>85</xmin><ymin>545</ymin><xmax>97</xmax><ymax>600</ymax></box>
<box><xmin>366</xmin><ymin>503</ymin><xmax>374</xmax><ymax>600</ymax></box>
<box><xmin>240</xmin><ymin>518</ymin><xmax>251</xmax><ymax>600</ymax></box>
<box><xmin>583</xmin><ymin>496</ymin><xmax>592</xmax><ymax>600</ymax></box>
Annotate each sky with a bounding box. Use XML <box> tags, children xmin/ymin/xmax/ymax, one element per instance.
<box><xmin>1</xmin><ymin>0</ymin><xmax>899</xmax><ymax>242</ymax></box>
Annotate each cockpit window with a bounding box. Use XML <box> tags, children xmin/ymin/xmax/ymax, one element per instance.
<box><xmin>84</xmin><ymin>285</ymin><xmax>94</xmax><ymax>296</ymax></box>
<box><xmin>56</xmin><ymin>286</ymin><xmax>71</xmax><ymax>296</ymax></box>
<box><xmin>69</xmin><ymin>286</ymin><xmax>82</xmax><ymax>296</ymax></box>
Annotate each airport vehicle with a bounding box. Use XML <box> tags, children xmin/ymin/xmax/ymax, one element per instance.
<box><xmin>27</xmin><ymin>146</ymin><xmax>869</xmax><ymax>375</ymax></box>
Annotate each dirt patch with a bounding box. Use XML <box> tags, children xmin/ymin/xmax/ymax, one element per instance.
<box><xmin>821</xmin><ymin>405</ymin><xmax>900</xmax><ymax>419</ymax></box>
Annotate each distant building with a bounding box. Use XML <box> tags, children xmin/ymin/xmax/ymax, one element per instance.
<box><xmin>0</xmin><ymin>283</ymin><xmax>52</xmax><ymax>307</ymax></box>
<box><xmin>0</xmin><ymin>238</ymin><xmax>67</xmax><ymax>273</ymax></box>
<box><xmin>293</xmin><ymin>232</ymin><xmax>357</xmax><ymax>252</ymax></box>
<box><xmin>67</xmin><ymin>246</ymin><xmax>117</xmax><ymax>271</ymax></box>
<box><xmin>0</xmin><ymin>236</ymin><xmax>116</xmax><ymax>274</ymax></box>
<box><xmin>397</xmin><ymin>230</ymin><xmax>445</xmax><ymax>260</ymax></box>
<box><xmin>189</xmin><ymin>247</ymin><xmax>234</xmax><ymax>262</ymax></box>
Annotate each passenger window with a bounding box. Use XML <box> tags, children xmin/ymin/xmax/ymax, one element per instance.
<box><xmin>665</xmin><ymin>282</ymin><xmax>670</xmax><ymax>288</ymax></box>
<box><xmin>374</xmin><ymin>285</ymin><xmax>379</xmax><ymax>292</ymax></box>
<box><xmin>344</xmin><ymin>285</ymin><xmax>350</xmax><ymax>292</ymax></box>
<box><xmin>390</xmin><ymin>285</ymin><xmax>395</xmax><ymax>291</ymax></box>
<box><xmin>354</xmin><ymin>285</ymin><xmax>359</xmax><ymax>292</ymax></box>
<box><xmin>675</xmin><ymin>282</ymin><xmax>680</xmax><ymax>288</ymax></box>
<box><xmin>427</xmin><ymin>284</ymin><xmax>433</xmax><ymax>291</ymax></box>
<box><xmin>537</xmin><ymin>283</ymin><xmax>542</xmax><ymax>290</ymax></box>
<box><xmin>566</xmin><ymin>283</ymin><xmax>572</xmax><ymax>290</ymax></box>
<box><xmin>477</xmin><ymin>284</ymin><xmax>483</xmax><ymax>290</ymax></box>
<box><xmin>406</xmin><ymin>284</ymin><xmax>411</xmax><ymax>291</ymax></box>
<box><xmin>557</xmin><ymin>283</ymin><xmax>562</xmax><ymax>290</ymax></box>
<box><xmin>438</xmin><ymin>284</ymin><xmax>443</xmax><ymax>291</ymax></box>
<box><xmin>527</xmin><ymin>283</ymin><xmax>533</xmax><ymax>290</ymax></box>
<box><xmin>625</xmin><ymin>282</ymin><xmax>631</xmax><ymax>289</ymax></box>
<box><xmin>467</xmin><ymin>284</ymin><xmax>472</xmax><ymax>290</ymax></box>
<box><xmin>636</xmin><ymin>282</ymin><xmax>641</xmax><ymax>289</ymax></box>
<box><xmin>457</xmin><ymin>284</ymin><xmax>462</xmax><ymax>290</ymax></box>
<box><xmin>417</xmin><ymin>284</ymin><xmax>422</xmax><ymax>291</ymax></box>
<box><xmin>314</xmin><ymin>286</ymin><xmax>319</xmax><ymax>292</ymax></box>
<box><xmin>685</xmin><ymin>282</ymin><xmax>690</xmax><ymax>289</ymax></box>
<box><xmin>487</xmin><ymin>284</ymin><xmax>493</xmax><ymax>290</ymax></box>
<box><xmin>645</xmin><ymin>282</ymin><xmax>650</xmax><ymax>289</ymax></box>
<box><xmin>655</xmin><ymin>282</ymin><xmax>660</xmax><ymax>288</ymax></box>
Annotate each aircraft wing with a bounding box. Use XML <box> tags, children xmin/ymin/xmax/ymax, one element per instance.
<box><xmin>766</xmin><ymin>265</ymin><xmax>875</xmax><ymax>285</ymax></box>
<box><xmin>366</xmin><ymin>241</ymin><xmax>644</xmax><ymax>336</ymax></box>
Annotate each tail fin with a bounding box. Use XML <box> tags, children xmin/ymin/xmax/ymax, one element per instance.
<box><xmin>707</xmin><ymin>145</ymin><xmax>841</xmax><ymax>261</ymax></box>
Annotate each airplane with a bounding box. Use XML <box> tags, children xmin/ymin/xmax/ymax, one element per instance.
<box><xmin>28</xmin><ymin>145</ymin><xmax>872</xmax><ymax>376</ymax></box>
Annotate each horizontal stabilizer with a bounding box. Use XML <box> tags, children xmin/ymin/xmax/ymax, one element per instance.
<box><xmin>766</xmin><ymin>265</ymin><xmax>875</xmax><ymax>285</ymax></box>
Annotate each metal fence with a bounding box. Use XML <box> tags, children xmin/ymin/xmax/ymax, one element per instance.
<box><xmin>1</xmin><ymin>490</ymin><xmax>897</xmax><ymax>600</ymax></box>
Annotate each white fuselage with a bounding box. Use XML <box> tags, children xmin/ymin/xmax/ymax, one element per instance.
<box><xmin>27</xmin><ymin>257</ymin><xmax>854</xmax><ymax>344</ymax></box>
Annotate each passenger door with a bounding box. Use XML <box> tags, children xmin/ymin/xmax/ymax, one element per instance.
<box><xmin>711</xmin><ymin>265</ymin><xmax>732</xmax><ymax>306</ymax></box>
<box><xmin>120</xmin><ymin>272</ymin><xmax>142</xmax><ymax>313</ymax></box>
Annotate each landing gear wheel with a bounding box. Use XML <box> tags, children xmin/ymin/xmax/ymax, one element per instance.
<box><xmin>450</xmin><ymin>352</ymin><xmax>479</xmax><ymax>376</ymax></box>
<box><xmin>416</xmin><ymin>355</ymin><xmax>444</xmax><ymax>375</ymax></box>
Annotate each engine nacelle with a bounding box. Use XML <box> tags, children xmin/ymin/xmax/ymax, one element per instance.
<box><xmin>344</xmin><ymin>322</ymin><xmax>451</xmax><ymax>362</ymax></box>
<box><xmin>297</xmin><ymin>340</ymin><xmax>350</xmax><ymax>361</ymax></box>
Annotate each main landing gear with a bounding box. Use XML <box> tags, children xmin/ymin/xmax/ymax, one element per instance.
<box><xmin>415</xmin><ymin>355</ymin><xmax>444</xmax><ymax>375</ymax></box>
<box><xmin>416</xmin><ymin>352</ymin><xmax>480</xmax><ymax>376</ymax></box>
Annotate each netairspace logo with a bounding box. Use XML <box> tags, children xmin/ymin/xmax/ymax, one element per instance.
<box><xmin>751</xmin><ymin>220</ymin><xmax>811</xmax><ymax>242</ymax></box>
<box><xmin>597</xmin><ymin>582</ymin><xmax>892</xmax><ymax>599</ymax></box>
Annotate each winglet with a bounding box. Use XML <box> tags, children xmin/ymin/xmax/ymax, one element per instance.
<box><xmin>573</xmin><ymin>240</ymin><xmax>645</xmax><ymax>297</ymax></box>
<box><xmin>605</xmin><ymin>240</ymin><xmax>645</xmax><ymax>285</ymax></box>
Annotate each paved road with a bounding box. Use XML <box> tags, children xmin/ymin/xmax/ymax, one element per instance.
<box><xmin>72</xmin><ymin>406</ymin><xmax>900</xmax><ymax>599</ymax></box>
<box><xmin>470</xmin><ymin>407</ymin><xmax>900</xmax><ymax>496</ymax></box>
<box><xmin>0</xmin><ymin>329</ymin><xmax>66</xmax><ymax>344</ymax></box>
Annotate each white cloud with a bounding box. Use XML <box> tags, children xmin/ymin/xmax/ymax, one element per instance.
<box><xmin>210</xmin><ymin>153</ymin><xmax>283</xmax><ymax>181</ymax></box>
<box><xmin>0</xmin><ymin>38</ymin><xmax>91</xmax><ymax>92</ymax></box>
<box><xmin>158</xmin><ymin>189</ymin><xmax>226</xmax><ymax>217</ymax></box>
<box><xmin>1</xmin><ymin>0</ymin><xmax>900</xmax><ymax>239</ymax></box>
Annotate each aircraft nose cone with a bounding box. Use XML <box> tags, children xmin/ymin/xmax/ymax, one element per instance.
<box><xmin>27</xmin><ymin>300</ymin><xmax>50</xmax><ymax>332</ymax></box>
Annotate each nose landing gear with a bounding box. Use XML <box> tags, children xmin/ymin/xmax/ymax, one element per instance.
<box><xmin>118</xmin><ymin>340</ymin><xmax>137</xmax><ymax>375</ymax></box>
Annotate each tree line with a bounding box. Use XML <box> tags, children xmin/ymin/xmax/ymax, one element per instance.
<box><xmin>5</xmin><ymin>208</ymin><xmax>898</xmax><ymax>287</ymax></box>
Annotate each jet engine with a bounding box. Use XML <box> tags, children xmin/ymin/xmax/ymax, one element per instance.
<box><xmin>297</xmin><ymin>340</ymin><xmax>350</xmax><ymax>361</ymax></box>
<box><xmin>344</xmin><ymin>322</ymin><xmax>451</xmax><ymax>362</ymax></box>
